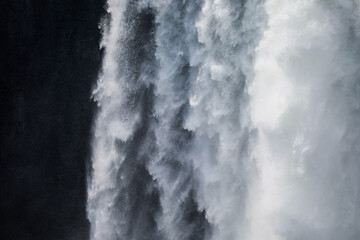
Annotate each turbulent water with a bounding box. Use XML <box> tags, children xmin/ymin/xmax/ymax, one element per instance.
<box><xmin>87</xmin><ymin>0</ymin><xmax>360</xmax><ymax>239</ymax></box>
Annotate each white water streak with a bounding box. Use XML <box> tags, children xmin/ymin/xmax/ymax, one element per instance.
<box><xmin>88</xmin><ymin>1</ymin><xmax>141</xmax><ymax>239</ymax></box>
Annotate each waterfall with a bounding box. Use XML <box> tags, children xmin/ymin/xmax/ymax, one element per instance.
<box><xmin>87</xmin><ymin>0</ymin><xmax>360</xmax><ymax>239</ymax></box>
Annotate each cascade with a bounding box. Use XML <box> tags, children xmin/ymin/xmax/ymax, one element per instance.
<box><xmin>88</xmin><ymin>1</ymin><xmax>360</xmax><ymax>239</ymax></box>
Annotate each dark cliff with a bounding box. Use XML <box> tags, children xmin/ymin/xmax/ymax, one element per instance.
<box><xmin>1</xmin><ymin>1</ymin><xmax>105</xmax><ymax>239</ymax></box>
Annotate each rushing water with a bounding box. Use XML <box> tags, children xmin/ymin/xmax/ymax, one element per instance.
<box><xmin>87</xmin><ymin>0</ymin><xmax>360</xmax><ymax>239</ymax></box>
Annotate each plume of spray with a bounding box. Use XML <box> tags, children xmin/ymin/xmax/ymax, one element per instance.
<box><xmin>247</xmin><ymin>1</ymin><xmax>360</xmax><ymax>239</ymax></box>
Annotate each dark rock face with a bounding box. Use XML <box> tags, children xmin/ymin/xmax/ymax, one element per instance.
<box><xmin>1</xmin><ymin>1</ymin><xmax>104</xmax><ymax>239</ymax></box>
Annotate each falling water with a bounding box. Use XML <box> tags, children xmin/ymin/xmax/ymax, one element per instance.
<box><xmin>87</xmin><ymin>0</ymin><xmax>360</xmax><ymax>239</ymax></box>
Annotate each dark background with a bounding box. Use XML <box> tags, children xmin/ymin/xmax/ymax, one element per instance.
<box><xmin>1</xmin><ymin>1</ymin><xmax>105</xmax><ymax>239</ymax></box>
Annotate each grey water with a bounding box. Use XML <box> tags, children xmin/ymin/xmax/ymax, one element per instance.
<box><xmin>87</xmin><ymin>0</ymin><xmax>360</xmax><ymax>239</ymax></box>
